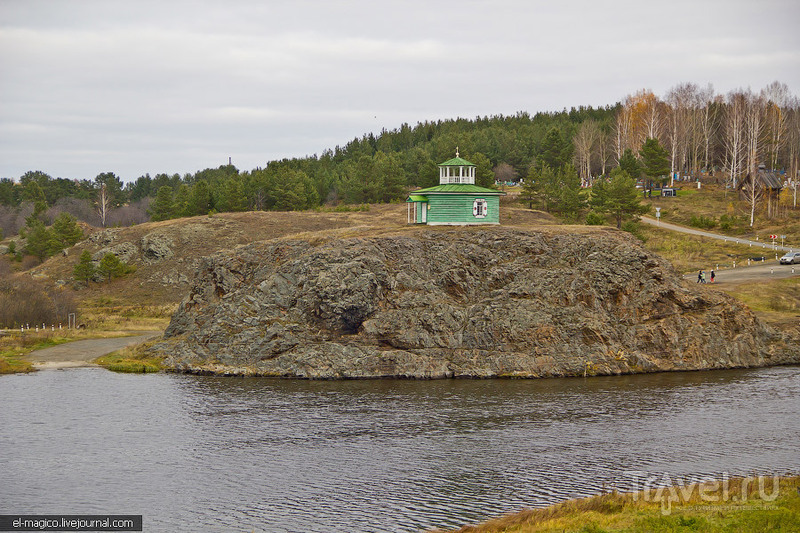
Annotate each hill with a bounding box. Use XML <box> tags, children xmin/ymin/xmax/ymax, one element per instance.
<box><xmin>29</xmin><ymin>204</ymin><xmax>556</xmax><ymax>311</ymax></box>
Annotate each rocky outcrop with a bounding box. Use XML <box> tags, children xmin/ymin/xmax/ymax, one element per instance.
<box><xmin>149</xmin><ymin>227</ymin><xmax>800</xmax><ymax>378</ymax></box>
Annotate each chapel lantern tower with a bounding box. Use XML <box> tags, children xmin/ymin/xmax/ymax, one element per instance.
<box><xmin>438</xmin><ymin>147</ymin><xmax>476</xmax><ymax>185</ymax></box>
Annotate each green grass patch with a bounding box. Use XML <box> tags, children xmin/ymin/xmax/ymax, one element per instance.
<box><xmin>94</xmin><ymin>345</ymin><xmax>165</xmax><ymax>373</ymax></box>
<box><xmin>0</xmin><ymin>349</ymin><xmax>34</xmax><ymax>374</ymax></box>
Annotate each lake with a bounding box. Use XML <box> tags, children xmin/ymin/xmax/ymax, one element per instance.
<box><xmin>1</xmin><ymin>365</ymin><xmax>798</xmax><ymax>532</ymax></box>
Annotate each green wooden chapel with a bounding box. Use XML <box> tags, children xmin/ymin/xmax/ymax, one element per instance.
<box><xmin>406</xmin><ymin>150</ymin><xmax>505</xmax><ymax>225</ymax></box>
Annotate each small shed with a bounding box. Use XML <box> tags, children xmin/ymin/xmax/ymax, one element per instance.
<box><xmin>406</xmin><ymin>150</ymin><xmax>505</xmax><ymax>225</ymax></box>
<box><xmin>738</xmin><ymin>165</ymin><xmax>783</xmax><ymax>199</ymax></box>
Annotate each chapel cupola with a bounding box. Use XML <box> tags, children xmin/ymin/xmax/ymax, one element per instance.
<box><xmin>438</xmin><ymin>147</ymin><xmax>476</xmax><ymax>185</ymax></box>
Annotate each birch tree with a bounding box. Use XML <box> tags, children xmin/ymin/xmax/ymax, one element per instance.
<box><xmin>573</xmin><ymin>120</ymin><xmax>600</xmax><ymax>185</ymax></box>
<box><xmin>597</xmin><ymin>128</ymin><xmax>612</xmax><ymax>177</ymax></box>
<box><xmin>744</xmin><ymin>91</ymin><xmax>765</xmax><ymax>224</ymax></box>
<box><xmin>697</xmin><ymin>85</ymin><xmax>720</xmax><ymax>172</ymax></box>
<box><xmin>614</xmin><ymin>104</ymin><xmax>634</xmax><ymax>163</ymax></box>
<box><xmin>96</xmin><ymin>182</ymin><xmax>110</xmax><ymax>227</ymax></box>
<box><xmin>665</xmin><ymin>83</ymin><xmax>695</xmax><ymax>183</ymax></box>
<box><xmin>629</xmin><ymin>90</ymin><xmax>664</xmax><ymax>148</ymax></box>
<box><xmin>785</xmin><ymin>97</ymin><xmax>800</xmax><ymax>205</ymax></box>
<box><xmin>761</xmin><ymin>80</ymin><xmax>790</xmax><ymax>171</ymax></box>
<box><xmin>723</xmin><ymin>90</ymin><xmax>748</xmax><ymax>192</ymax></box>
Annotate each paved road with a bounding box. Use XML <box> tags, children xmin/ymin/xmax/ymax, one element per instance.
<box><xmin>641</xmin><ymin>216</ymin><xmax>798</xmax><ymax>253</ymax></box>
<box><xmin>684</xmin><ymin>262</ymin><xmax>800</xmax><ymax>284</ymax></box>
<box><xmin>25</xmin><ymin>332</ymin><xmax>162</xmax><ymax>370</ymax></box>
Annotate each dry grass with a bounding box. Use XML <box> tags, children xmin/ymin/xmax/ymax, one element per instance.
<box><xmin>645</xmin><ymin>183</ymin><xmax>800</xmax><ymax>242</ymax></box>
<box><xmin>439</xmin><ymin>475</ymin><xmax>800</xmax><ymax>533</ymax></box>
<box><xmin>637</xmin><ymin>224</ymin><xmax>771</xmax><ymax>274</ymax></box>
<box><xmin>716</xmin><ymin>277</ymin><xmax>800</xmax><ymax>333</ymax></box>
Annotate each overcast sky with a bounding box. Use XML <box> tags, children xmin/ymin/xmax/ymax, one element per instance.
<box><xmin>1</xmin><ymin>0</ymin><xmax>799</xmax><ymax>182</ymax></box>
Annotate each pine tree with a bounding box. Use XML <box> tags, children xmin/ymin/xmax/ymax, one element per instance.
<box><xmin>23</xmin><ymin>219</ymin><xmax>52</xmax><ymax>262</ymax></box>
<box><xmin>73</xmin><ymin>250</ymin><xmax>96</xmax><ymax>284</ymax></box>
<box><xmin>555</xmin><ymin>164</ymin><xmax>586</xmax><ymax>220</ymax></box>
<box><xmin>188</xmin><ymin>180</ymin><xmax>213</xmax><ymax>216</ymax></box>
<box><xmin>49</xmin><ymin>212</ymin><xmax>84</xmax><ymax>253</ymax></box>
<box><xmin>539</xmin><ymin>127</ymin><xmax>572</xmax><ymax>169</ymax></box>
<box><xmin>97</xmin><ymin>253</ymin><xmax>128</xmax><ymax>283</ymax></box>
<box><xmin>467</xmin><ymin>152</ymin><xmax>496</xmax><ymax>189</ymax></box>
<box><xmin>590</xmin><ymin>169</ymin><xmax>650</xmax><ymax>228</ymax></box>
<box><xmin>375</xmin><ymin>152</ymin><xmax>406</xmax><ymax>202</ymax></box>
<box><xmin>618</xmin><ymin>148</ymin><xmax>642</xmax><ymax>181</ymax></box>
<box><xmin>639</xmin><ymin>138</ymin><xmax>670</xmax><ymax>187</ymax></box>
<box><xmin>149</xmin><ymin>185</ymin><xmax>175</xmax><ymax>221</ymax></box>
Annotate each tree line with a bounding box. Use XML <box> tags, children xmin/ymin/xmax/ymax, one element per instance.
<box><xmin>1</xmin><ymin>80</ymin><xmax>796</xmax><ymax>237</ymax></box>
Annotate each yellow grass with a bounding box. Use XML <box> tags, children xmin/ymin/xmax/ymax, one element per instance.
<box><xmin>438</xmin><ymin>475</ymin><xmax>800</xmax><ymax>533</ymax></box>
<box><xmin>637</xmin><ymin>224</ymin><xmax>774</xmax><ymax>274</ymax></box>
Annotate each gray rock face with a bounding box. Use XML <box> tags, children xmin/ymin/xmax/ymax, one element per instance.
<box><xmin>93</xmin><ymin>242</ymin><xmax>138</xmax><ymax>264</ymax></box>
<box><xmin>140</xmin><ymin>233</ymin><xmax>174</xmax><ymax>262</ymax></box>
<box><xmin>150</xmin><ymin>228</ymin><xmax>800</xmax><ymax>378</ymax></box>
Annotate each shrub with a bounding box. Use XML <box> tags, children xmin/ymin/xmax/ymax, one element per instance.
<box><xmin>585</xmin><ymin>211</ymin><xmax>606</xmax><ymax>225</ymax></box>
<box><xmin>719</xmin><ymin>214</ymin><xmax>739</xmax><ymax>231</ymax></box>
<box><xmin>622</xmin><ymin>221</ymin><xmax>647</xmax><ymax>242</ymax></box>
<box><xmin>0</xmin><ymin>277</ymin><xmax>77</xmax><ymax>328</ymax></box>
<box><xmin>689</xmin><ymin>215</ymin><xmax>717</xmax><ymax>229</ymax></box>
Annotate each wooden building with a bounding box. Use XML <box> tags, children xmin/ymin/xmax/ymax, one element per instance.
<box><xmin>406</xmin><ymin>151</ymin><xmax>505</xmax><ymax>225</ymax></box>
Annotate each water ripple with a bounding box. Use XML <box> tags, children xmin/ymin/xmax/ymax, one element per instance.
<box><xmin>1</xmin><ymin>366</ymin><xmax>798</xmax><ymax>531</ymax></box>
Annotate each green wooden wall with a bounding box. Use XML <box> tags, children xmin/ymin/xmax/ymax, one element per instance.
<box><xmin>426</xmin><ymin>195</ymin><xmax>500</xmax><ymax>225</ymax></box>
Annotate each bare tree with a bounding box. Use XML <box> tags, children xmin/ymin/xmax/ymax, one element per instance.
<box><xmin>697</xmin><ymin>85</ymin><xmax>720</xmax><ymax>173</ymax></box>
<box><xmin>724</xmin><ymin>90</ymin><xmax>748</xmax><ymax>192</ymax></box>
<box><xmin>493</xmin><ymin>162</ymin><xmax>518</xmax><ymax>183</ymax></box>
<box><xmin>665</xmin><ymin>83</ymin><xmax>696</xmax><ymax>183</ymax></box>
<box><xmin>573</xmin><ymin>120</ymin><xmax>600</xmax><ymax>184</ymax></box>
<box><xmin>744</xmin><ymin>91</ymin><xmax>766</xmax><ymax>224</ymax></box>
<box><xmin>614</xmin><ymin>103</ymin><xmax>634</xmax><ymax>163</ymax></box>
<box><xmin>597</xmin><ymin>128</ymin><xmax>612</xmax><ymax>177</ymax></box>
<box><xmin>786</xmin><ymin>97</ymin><xmax>800</xmax><ymax>204</ymax></box>
<box><xmin>96</xmin><ymin>183</ymin><xmax>111</xmax><ymax>227</ymax></box>
<box><xmin>761</xmin><ymin>81</ymin><xmax>791</xmax><ymax>171</ymax></box>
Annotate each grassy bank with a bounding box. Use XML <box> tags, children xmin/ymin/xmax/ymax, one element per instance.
<box><xmin>93</xmin><ymin>343</ymin><xmax>165</xmax><ymax>373</ymax></box>
<box><xmin>0</xmin><ymin>330</ymin><xmax>89</xmax><ymax>374</ymax></box>
<box><xmin>442</xmin><ymin>475</ymin><xmax>800</xmax><ymax>533</ymax></box>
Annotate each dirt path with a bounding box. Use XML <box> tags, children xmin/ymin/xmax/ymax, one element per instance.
<box><xmin>25</xmin><ymin>332</ymin><xmax>162</xmax><ymax>370</ymax></box>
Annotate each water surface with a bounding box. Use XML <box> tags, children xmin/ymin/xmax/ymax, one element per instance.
<box><xmin>2</xmin><ymin>366</ymin><xmax>798</xmax><ymax>532</ymax></box>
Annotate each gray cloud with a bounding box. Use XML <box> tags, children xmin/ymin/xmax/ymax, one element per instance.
<box><xmin>1</xmin><ymin>0</ymin><xmax>798</xmax><ymax>181</ymax></box>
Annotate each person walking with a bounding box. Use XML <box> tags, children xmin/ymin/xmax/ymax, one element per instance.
<box><xmin>710</xmin><ymin>270</ymin><xmax>716</xmax><ymax>283</ymax></box>
<box><xmin>701</xmin><ymin>271</ymin><xmax>707</xmax><ymax>283</ymax></box>
<box><xmin>697</xmin><ymin>270</ymin><xmax>703</xmax><ymax>283</ymax></box>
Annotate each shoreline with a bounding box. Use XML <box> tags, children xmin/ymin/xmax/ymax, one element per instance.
<box><xmin>440</xmin><ymin>475</ymin><xmax>800</xmax><ymax>533</ymax></box>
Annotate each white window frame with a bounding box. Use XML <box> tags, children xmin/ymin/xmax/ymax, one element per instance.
<box><xmin>473</xmin><ymin>198</ymin><xmax>488</xmax><ymax>218</ymax></box>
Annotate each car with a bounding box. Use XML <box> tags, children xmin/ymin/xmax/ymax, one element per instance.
<box><xmin>779</xmin><ymin>251</ymin><xmax>800</xmax><ymax>264</ymax></box>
